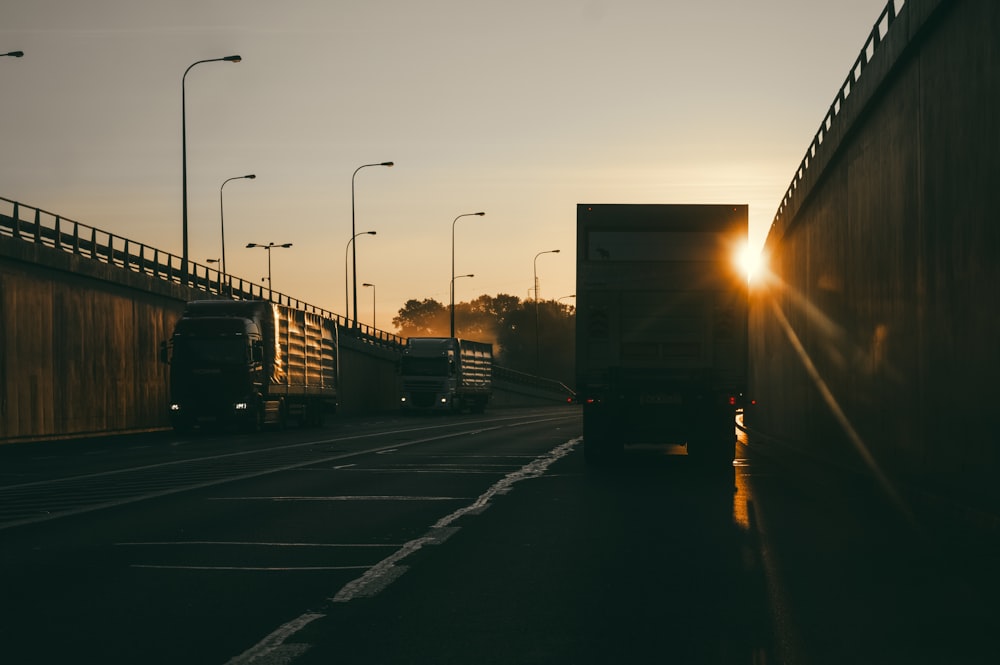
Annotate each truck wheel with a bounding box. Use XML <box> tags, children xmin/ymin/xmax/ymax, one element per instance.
<box><xmin>584</xmin><ymin>434</ymin><xmax>623</xmax><ymax>465</ymax></box>
<box><xmin>583</xmin><ymin>410</ymin><xmax>622</xmax><ymax>465</ymax></box>
<box><xmin>688</xmin><ymin>432</ymin><xmax>735</xmax><ymax>471</ymax></box>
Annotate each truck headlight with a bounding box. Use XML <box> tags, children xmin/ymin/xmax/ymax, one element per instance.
<box><xmin>170</xmin><ymin>404</ymin><xmax>181</xmax><ymax>412</ymax></box>
<box><xmin>234</xmin><ymin>402</ymin><xmax>249</xmax><ymax>411</ymax></box>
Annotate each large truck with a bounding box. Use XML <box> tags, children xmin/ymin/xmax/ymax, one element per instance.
<box><xmin>575</xmin><ymin>204</ymin><xmax>749</xmax><ymax>465</ymax></box>
<box><xmin>399</xmin><ymin>337</ymin><xmax>493</xmax><ymax>413</ymax></box>
<box><xmin>161</xmin><ymin>300</ymin><xmax>338</xmax><ymax>431</ymax></box>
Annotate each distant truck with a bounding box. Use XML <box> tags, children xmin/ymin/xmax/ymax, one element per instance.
<box><xmin>575</xmin><ymin>204</ymin><xmax>749</xmax><ymax>465</ymax></box>
<box><xmin>161</xmin><ymin>300</ymin><xmax>338</xmax><ymax>431</ymax></box>
<box><xmin>399</xmin><ymin>337</ymin><xmax>493</xmax><ymax>413</ymax></box>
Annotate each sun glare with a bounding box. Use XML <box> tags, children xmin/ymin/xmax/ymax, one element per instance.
<box><xmin>734</xmin><ymin>242</ymin><xmax>764</xmax><ymax>283</ymax></box>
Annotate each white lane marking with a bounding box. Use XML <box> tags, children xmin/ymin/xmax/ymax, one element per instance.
<box><xmin>333</xmin><ymin>437</ymin><xmax>579</xmax><ymax>601</ymax></box>
<box><xmin>209</xmin><ymin>496</ymin><xmax>470</xmax><ymax>502</ymax></box>
<box><xmin>223</xmin><ymin>436</ymin><xmax>579</xmax><ymax>665</ymax></box>
<box><xmin>1</xmin><ymin>412</ymin><xmax>576</xmax><ymax>491</ymax></box>
<box><xmin>222</xmin><ymin>614</ymin><xmax>322</xmax><ymax>665</ymax></box>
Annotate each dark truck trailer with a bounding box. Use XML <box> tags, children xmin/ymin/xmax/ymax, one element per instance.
<box><xmin>576</xmin><ymin>204</ymin><xmax>749</xmax><ymax>465</ymax></box>
<box><xmin>161</xmin><ymin>300</ymin><xmax>338</xmax><ymax>431</ymax></box>
<box><xmin>399</xmin><ymin>337</ymin><xmax>492</xmax><ymax>413</ymax></box>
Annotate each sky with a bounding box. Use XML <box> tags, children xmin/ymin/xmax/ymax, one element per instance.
<box><xmin>2</xmin><ymin>0</ymin><xmax>889</xmax><ymax>331</ymax></box>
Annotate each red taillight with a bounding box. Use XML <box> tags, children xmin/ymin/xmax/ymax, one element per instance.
<box><xmin>728</xmin><ymin>396</ymin><xmax>737</xmax><ymax>406</ymax></box>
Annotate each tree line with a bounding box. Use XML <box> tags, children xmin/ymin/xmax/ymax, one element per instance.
<box><xmin>392</xmin><ymin>294</ymin><xmax>575</xmax><ymax>388</ymax></box>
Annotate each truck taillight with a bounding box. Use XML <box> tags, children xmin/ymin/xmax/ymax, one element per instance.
<box><xmin>728</xmin><ymin>396</ymin><xmax>737</xmax><ymax>406</ymax></box>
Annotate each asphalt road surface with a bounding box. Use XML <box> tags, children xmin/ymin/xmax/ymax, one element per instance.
<box><xmin>1</xmin><ymin>406</ymin><xmax>997</xmax><ymax>664</ymax></box>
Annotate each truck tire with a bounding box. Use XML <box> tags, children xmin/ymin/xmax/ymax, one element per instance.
<box><xmin>688</xmin><ymin>419</ymin><xmax>735</xmax><ymax>470</ymax></box>
<box><xmin>583</xmin><ymin>410</ymin><xmax>622</xmax><ymax>465</ymax></box>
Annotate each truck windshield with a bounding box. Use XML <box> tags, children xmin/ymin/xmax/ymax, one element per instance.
<box><xmin>401</xmin><ymin>357</ymin><xmax>449</xmax><ymax>377</ymax></box>
<box><xmin>172</xmin><ymin>338</ymin><xmax>249</xmax><ymax>366</ymax></box>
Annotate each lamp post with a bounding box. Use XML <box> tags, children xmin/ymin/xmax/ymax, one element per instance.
<box><xmin>451</xmin><ymin>212</ymin><xmax>485</xmax><ymax>337</ymax></box>
<box><xmin>345</xmin><ymin>231</ymin><xmax>376</xmax><ymax>321</ymax></box>
<box><xmin>206</xmin><ymin>258</ymin><xmax>222</xmax><ymax>292</ymax></box>
<box><xmin>219</xmin><ymin>174</ymin><xmax>255</xmax><ymax>279</ymax></box>
<box><xmin>182</xmin><ymin>54</ymin><xmax>241</xmax><ymax>280</ymax></box>
<box><xmin>450</xmin><ymin>273</ymin><xmax>474</xmax><ymax>336</ymax></box>
<box><xmin>2</xmin><ymin>51</ymin><xmax>24</xmax><ymax>58</ymax></box>
<box><xmin>533</xmin><ymin>249</ymin><xmax>560</xmax><ymax>373</ymax></box>
<box><xmin>351</xmin><ymin>162</ymin><xmax>393</xmax><ymax>327</ymax></box>
<box><xmin>246</xmin><ymin>242</ymin><xmax>292</xmax><ymax>300</ymax></box>
<box><xmin>362</xmin><ymin>283</ymin><xmax>376</xmax><ymax>330</ymax></box>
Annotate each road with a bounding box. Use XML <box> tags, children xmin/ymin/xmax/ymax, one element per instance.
<box><xmin>1</xmin><ymin>406</ymin><xmax>997</xmax><ymax>664</ymax></box>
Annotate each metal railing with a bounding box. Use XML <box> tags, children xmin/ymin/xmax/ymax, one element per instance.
<box><xmin>493</xmin><ymin>365</ymin><xmax>575</xmax><ymax>399</ymax></box>
<box><xmin>772</xmin><ymin>0</ymin><xmax>904</xmax><ymax>229</ymax></box>
<box><xmin>0</xmin><ymin>196</ymin><xmax>407</xmax><ymax>347</ymax></box>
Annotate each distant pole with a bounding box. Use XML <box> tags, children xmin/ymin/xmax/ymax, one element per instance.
<box><xmin>450</xmin><ymin>273</ymin><xmax>474</xmax><ymax>337</ymax></box>
<box><xmin>345</xmin><ymin>231</ymin><xmax>376</xmax><ymax>321</ymax></box>
<box><xmin>362</xmin><ymin>283</ymin><xmax>376</xmax><ymax>330</ymax></box>
<box><xmin>351</xmin><ymin>162</ymin><xmax>393</xmax><ymax>327</ymax></box>
<box><xmin>246</xmin><ymin>242</ymin><xmax>292</xmax><ymax>300</ymax></box>
<box><xmin>451</xmin><ymin>212</ymin><xmax>485</xmax><ymax>337</ymax></box>
<box><xmin>182</xmin><ymin>54</ymin><xmax>241</xmax><ymax>281</ymax></box>
<box><xmin>533</xmin><ymin>249</ymin><xmax>560</xmax><ymax>373</ymax></box>
<box><xmin>219</xmin><ymin>173</ymin><xmax>255</xmax><ymax>278</ymax></box>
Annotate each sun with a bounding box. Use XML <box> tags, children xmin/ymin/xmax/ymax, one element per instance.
<box><xmin>734</xmin><ymin>242</ymin><xmax>764</xmax><ymax>283</ymax></box>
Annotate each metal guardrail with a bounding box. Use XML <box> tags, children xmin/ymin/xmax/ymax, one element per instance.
<box><xmin>0</xmin><ymin>196</ymin><xmax>408</xmax><ymax>348</ymax></box>
<box><xmin>772</xmin><ymin>0</ymin><xmax>903</xmax><ymax>229</ymax></box>
<box><xmin>493</xmin><ymin>365</ymin><xmax>575</xmax><ymax>400</ymax></box>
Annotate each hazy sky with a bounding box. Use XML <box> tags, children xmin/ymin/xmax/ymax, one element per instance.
<box><xmin>3</xmin><ymin>0</ymin><xmax>888</xmax><ymax>330</ymax></box>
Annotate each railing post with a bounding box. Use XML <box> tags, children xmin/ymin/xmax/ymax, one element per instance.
<box><xmin>33</xmin><ymin>209</ymin><xmax>42</xmax><ymax>244</ymax></box>
<box><xmin>11</xmin><ymin>202</ymin><xmax>20</xmax><ymax>239</ymax></box>
<box><xmin>54</xmin><ymin>216</ymin><xmax>62</xmax><ymax>250</ymax></box>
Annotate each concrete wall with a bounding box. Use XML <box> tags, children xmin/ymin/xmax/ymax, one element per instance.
<box><xmin>749</xmin><ymin>0</ymin><xmax>1000</xmax><ymax>514</ymax></box>
<box><xmin>0</xmin><ymin>236</ymin><xmax>189</xmax><ymax>441</ymax></box>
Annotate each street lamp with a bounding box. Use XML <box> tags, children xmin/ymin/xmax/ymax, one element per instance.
<box><xmin>246</xmin><ymin>242</ymin><xmax>292</xmax><ymax>300</ymax></box>
<box><xmin>219</xmin><ymin>174</ymin><xmax>255</xmax><ymax>278</ymax></box>
<box><xmin>345</xmin><ymin>231</ymin><xmax>376</xmax><ymax>320</ymax></box>
<box><xmin>182</xmin><ymin>54</ymin><xmax>241</xmax><ymax>279</ymax></box>
<box><xmin>351</xmin><ymin>161</ymin><xmax>393</xmax><ymax>327</ymax></box>
<box><xmin>206</xmin><ymin>258</ymin><xmax>222</xmax><ymax>291</ymax></box>
<box><xmin>534</xmin><ymin>249</ymin><xmax>560</xmax><ymax>373</ymax></box>
<box><xmin>2</xmin><ymin>51</ymin><xmax>24</xmax><ymax>58</ymax></box>
<box><xmin>362</xmin><ymin>283</ymin><xmax>376</xmax><ymax>330</ymax></box>
<box><xmin>450</xmin><ymin>273</ymin><xmax>474</xmax><ymax>337</ymax></box>
<box><xmin>451</xmin><ymin>212</ymin><xmax>485</xmax><ymax>336</ymax></box>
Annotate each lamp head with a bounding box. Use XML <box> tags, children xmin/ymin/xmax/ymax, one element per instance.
<box><xmin>224</xmin><ymin>55</ymin><xmax>241</xmax><ymax>63</ymax></box>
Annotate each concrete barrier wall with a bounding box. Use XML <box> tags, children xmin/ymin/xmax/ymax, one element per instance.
<box><xmin>0</xmin><ymin>237</ymin><xmax>188</xmax><ymax>441</ymax></box>
<box><xmin>749</xmin><ymin>0</ymin><xmax>1000</xmax><ymax>512</ymax></box>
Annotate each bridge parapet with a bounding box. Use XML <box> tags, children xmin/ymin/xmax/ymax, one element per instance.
<box><xmin>0</xmin><ymin>197</ymin><xmax>349</xmax><ymax>325</ymax></box>
<box><xmin>770</xmin><ymin>0</ymin><xmax>915</xmax><ymax>245</ymax></box>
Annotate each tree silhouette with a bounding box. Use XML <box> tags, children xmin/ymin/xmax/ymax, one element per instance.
<box><xmin>393</xmin><ymin>293</ymin><xmax>575</xmax><ymax>387</ymax></box>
